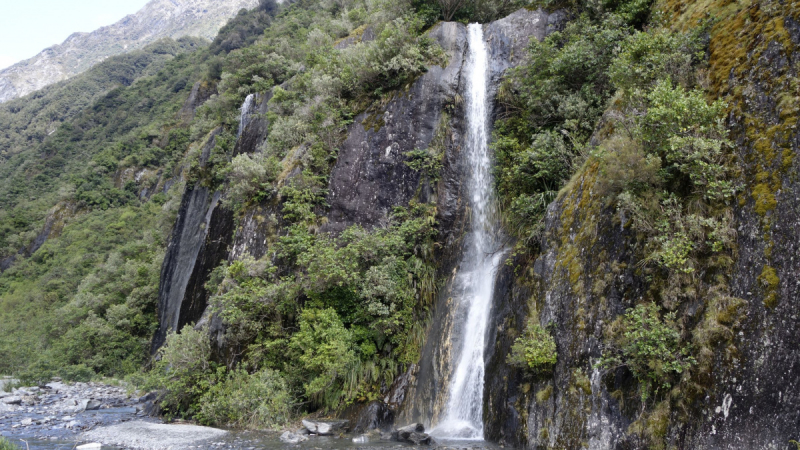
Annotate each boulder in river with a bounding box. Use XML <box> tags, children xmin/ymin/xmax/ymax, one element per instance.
<box><xmin>279</xmin><ymin>431</ymin><xmax>308</xmax><ymax>444</ymax></box>
<box><xmin>301</xmin><ymin>419</ymin><xmax>348</xmax><ymax>435</ymax></box>
<box><xmin>390</xmin><ymin>423</ymin><xmax>435</xmax><ymax>446</ymax></box>
<box><xmin>1</xmin><ymin>396</ymin><xmax>21</xmax><ymax>405</ymax></box>
<box><xmin>76</xmin><ymin>444</ymin><xmax>102</xmax><ymax>450</ymax></box>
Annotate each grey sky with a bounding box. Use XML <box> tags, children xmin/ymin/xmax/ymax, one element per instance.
<box><xmin>0</xmin><ymin>0</ymin><xmax>151</xmax><ymax>69</ymax></box>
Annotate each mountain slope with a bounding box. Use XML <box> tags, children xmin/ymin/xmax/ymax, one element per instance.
<box><xmin>0</xmin><ymin>0</ymin><xmax>259</xmax><ymax>103</ymax></box>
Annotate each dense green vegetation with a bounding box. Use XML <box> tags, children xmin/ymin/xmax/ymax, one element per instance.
<box><xmin>0</xmin><ymin>0</ymin><xmax>748</xmax><ymax>441</ymax></box>
<box><xmin>597</xmin><ymin>303</ymin><xmax>695</xmax><ymax>402</ymax></box>
<box><xmin>0</xmin><ymin>0</ymin><xmax>539</xmax><ymax>427</ymax></box>
<box><xmin>0</xmin><ymin>38</ymin><xmax>206</xmax><ymax>163</ymax></box>
<box><xmin>0</xmin><ymin>30</ymin><xmax>209</xmax><ymax>381</ymax></box>
<box><xmin>491</xmin><ymin>0</ymin><xmax>740</xmax><ymax>446</ymax></box>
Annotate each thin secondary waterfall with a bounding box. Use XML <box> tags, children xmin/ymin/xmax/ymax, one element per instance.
<box><xmin>237</xmin><ymin>93</ymin><xmax>256</xmax><ymax>138</ymax></box>
<box><xmin>431</xmin><ymin>23</ymin><xmax>503</xmax><ymax>441</ymax></box>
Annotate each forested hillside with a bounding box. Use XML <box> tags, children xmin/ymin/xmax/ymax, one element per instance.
<box><xmin>0</xmin><ymin>0</ymin><xmax>797</xmax><ymax>448</ymax></box>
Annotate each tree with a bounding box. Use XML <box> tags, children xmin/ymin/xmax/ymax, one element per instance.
<box><xmin>438</xmin><ymin>0</ymin><xmax>467</xmax><ymax>21</ymax></box>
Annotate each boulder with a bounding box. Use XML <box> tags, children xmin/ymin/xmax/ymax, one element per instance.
<box><xmin>76</xmin><ymin>444</ymin><xmax>102</xmax><ymax>450</ymax></box>
<box><xmin>85</xmin><ymin>400</ymin><xmax>102</xmax><ymax>411</ymax></box>
<box><xmin>301</xmin><ymin>419</ymin><xmax>348</xmax><ymax>435</ymax></box>
<box><xmin>279</xmin><ymin>431</ymin><xmax>308</xmax><ymax>444</ymax></box>
<box><xmin>136</xmin><ymin>392</ymin><xmax>160</xmax><ymax>417</ymax></box>
<box><xmin>407</xmin><ymin>431</ymin><xmax>435</xmax><ymax>445</ymax></box>
<box><xmin>390</xmin><ymin>423</ymin><xmax>435</xmax><ymax>446</ymax></box>
<box><xmin>1</xmin><ymin>396</ymin><xmax>21</xmax><ymax>405</ymax></box>
<box><xmin>75</xmin><ymin>399</ymin><xmax>98</xmax><ymax>412</ymax></box>
<box><xmin>395</xmin><ymin>423</ymin><xmax>424</xmax><ymax>436</ymax></box>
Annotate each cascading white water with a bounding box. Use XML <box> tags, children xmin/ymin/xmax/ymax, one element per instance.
<box><xmin>430</xmin><ymin>23</ymin><xmax>503</xmax><ymax>441</ymax></box>
<box><xmin>237</xmin><ymin>93</ymin><xmax>256</xmax><ymax>138</ymax></box>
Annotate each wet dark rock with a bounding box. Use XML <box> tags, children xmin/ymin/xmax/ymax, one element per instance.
<box><xmin>390</xmin><ymin>423</ymin><xmax>434</xmax><ymax>445</ymax></box>
<box><xmin>233</xmin><ymin>91</ymin><xmax>272</xmax><ymax>156</ymax></box>
<box><xmin>199</xmin><ymin>128</ymin><xmax>222</xmax><ymax>166</ymax></box>
<box><xmin>180</xmin><ymin>81</ymin><xmax>216</xmax><ymax>122</ymax></box>
<box><xmin>151</xmin><ymin>129</ymin><xmax>235</xmax><ymax>354</ymax></box>
<box><xmin>354</xmin><ymin>401</ymin><xmax>394</xmax><ymax>433</ymax></box>
<box><xmin>137</xmin><ymin>392</ymin><xmax>161</xmax><ymax>417</ymax></box>
<box><xmin>323</xmin><ymin>21</ymin><xmax>468</xmax><ymax>234</ymax></box>
<box><xmin>150</xmin><ymin>185</ymin><xmax>217</xmax><ymax>352</ymax></box>
<box><xmin>384</xmin><ymin>364</ymin><xmax>415</xmax><ymax>410</ymax></box>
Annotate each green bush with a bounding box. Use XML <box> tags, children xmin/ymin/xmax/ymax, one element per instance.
<box><xmin>608</xmin><ymin>28</ymin><xmax>704</xmax><ymax>95</ymax></box>
<box><xmin>143</xmin><ymin>325</ymin><xmax>221</xmax><ymax>419</ymax></box>
<box><xmin>492</xmin><ymin>13</ymin><xmax>633</xmax><ymax>242</ymax></box>
<box><xmin>639</xmin><ymin>79</ymin><xmax>734</xmax><ymax>201</ymax></box>
<box><xmin>289</xmin><ymin>308</ymin><xmax>358</xmax><ymax>405</ymax></box>
<box><xmin>0</xmin><ymin>437</ymin><xmax>19</xmax><ymax>450</ymax></box>
<box><xmin>224</xmin><ymin>153</ymin><xmax>281</xmax><ymax>210</ymax></box>
<box><xmin>197</xmin><ymin>368</ymin><xmax>293</xmax><ymax>429</ymax></box>
<box><xmin>598</xmin><ymin>303</ymin><xmax>695</xmax><ymax>401</ymax></box>
<box><xmin>507</xmin><ymin>320</ymin><xmax>558</xmax><ymax>375</ymax></box>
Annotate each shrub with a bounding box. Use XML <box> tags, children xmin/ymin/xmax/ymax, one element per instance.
<box><xmin>639</xmin><ymin>79</ymin><xmax>734</xmax><ymax>201</ymax></box>
<box><xmin>608</xmin><ymin>29</ymin><xmax>704</xmax><ymax>94</ymax></box>
<box><xmin>596</xmin><ymin>135</ymin><xmax>662</xmax><ymax>197</ymax></box>
<box><xmin>334</xmin><ymin>16</ymin><xmax>446</xmax><ymax>98</ymax></box>
<box><xmin>197</xmin><ymin>368</ymin><xmax>293</xmax><ymax>429</ymax></box>
<box><xmin>598</xmin><ymin>303</ymin><xmax>695</xmax><ymax>401</ymax></box>
<box><xmin>224</xmin><ymin>153</ymin><xmax>281</xmax><ymax>210</ymax></box>
<box><xmin>405</xmin><ymin>148</ymin><xmax>443</xmax><ymax>181</ymax></box>
<box><xmin>507</xmin><ymin>319</ymin><xmax>558</xmax><ymax>375</ymax></box>
<box><xmin>0</xmin><ymin>437</ymin><xmax>19</xmax><ymax>450</ymax></box>
<box><xmin>493</xmin><ymin>13</ymin><xmax>632</xmax><ymax>242</ymax></box>
<box><xmin>143</xmin><ymin>325</ymin><xmax>220</xmax><ymax>419</ymax></box>
<box><xmin>289</xmin><ymin>308</ymin><xmax>357</xmax><ymax>406</ymax></box>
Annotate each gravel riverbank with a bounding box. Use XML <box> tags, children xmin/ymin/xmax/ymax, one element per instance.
<box><xmin>0</xmin><ymin>379</ymin><xmax>229</xmax><ymax>449</ymax></box>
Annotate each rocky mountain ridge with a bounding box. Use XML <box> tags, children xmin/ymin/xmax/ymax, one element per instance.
<box><xmin>0</xmin><ymin>0</ymin><xmax>259</xmax><ymax>103</ymax></box>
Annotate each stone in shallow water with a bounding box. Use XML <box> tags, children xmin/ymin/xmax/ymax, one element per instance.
<box><xmin>1</xmin><ymin>396</ymin><xmax>21</xmax><ymax>405</ymax></box>
<box><xmin>391</xmin><ymin>423</ymin><xmax>436</xmax><ymax>446</ymax></box>
<box><xmin>76</xmin><ymin>444</ymin><xmax>102</xmax><ymax>450</ymax></box>
<box><xmin>301</xmin><ymin>419</ymin><xmax>348</xmax><ymax>435</ymax></box>
<box><xmin>279</xmin><ymin>431</ymin><xmax>308</xmax><ymax>444</ymax></box>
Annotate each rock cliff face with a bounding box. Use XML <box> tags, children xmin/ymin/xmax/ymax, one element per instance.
<box><xmin>398</xmin><ymin>8</ymin><xmax>567</xmax><ymax>428</ymax></box>
<box><xmin>481</xmin><ymin>2</ymin><xmax>800</xmax><ymax>449</ymax></box>
<box><xmin>0</xmin><ymin>0</ymin><xmax>259</xmax><ymax>103</ymax></box>
<box><xmin>153</xmin><ymin>92</ymin><xmax>272</xmax><ymax>352</ymax></box>
<box><xmin>151</xmin><ymin>3</ymin><xmax>800</xmax><ymax>448</ymax></box>
<box><xmin>325</xmin><ymin>20</ymin><xmax>467</xmax><ymax>234</ymax></box>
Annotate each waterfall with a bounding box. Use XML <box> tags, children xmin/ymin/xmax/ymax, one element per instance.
<box><xmin>237</xmin><ymin>93</ymin><xmax>256</xmax><ymax>138</ymax></box>
<box><xmin>430</xmin><ymin>23</ymin><xmax>503</xmax><ymax>441</ymax></box>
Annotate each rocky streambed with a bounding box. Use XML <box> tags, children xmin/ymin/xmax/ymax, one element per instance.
<box><xmin>0</xmin><ymin>380</ymin><xmax>504</xmax><ymax>449</ymax></box>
